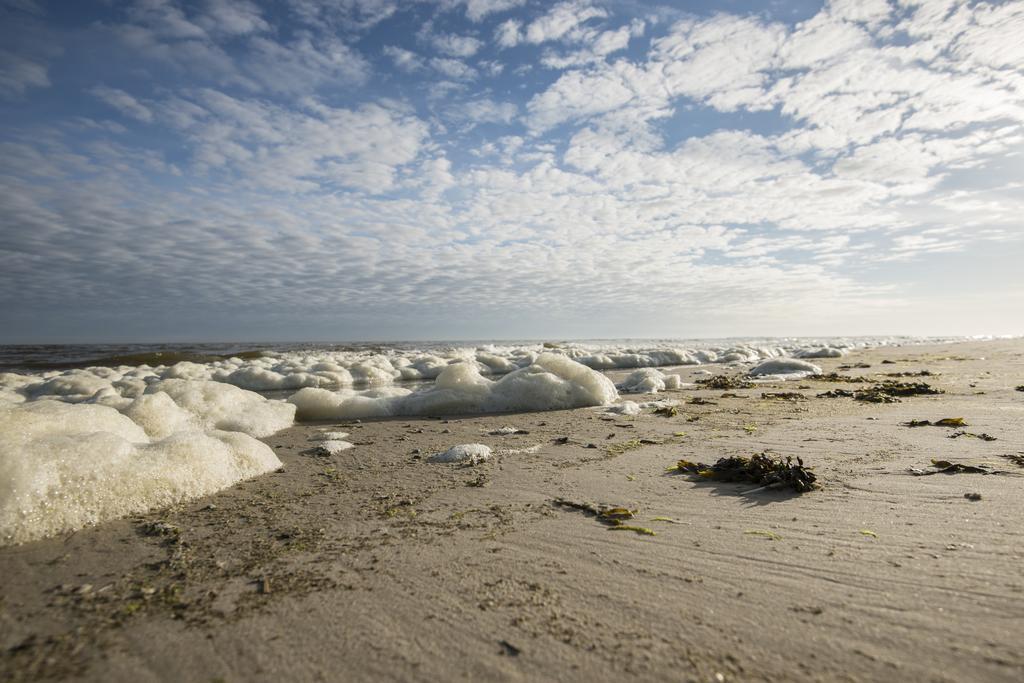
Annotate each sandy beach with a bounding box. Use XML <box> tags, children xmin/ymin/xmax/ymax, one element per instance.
<box><xmin>2</xmin><ymin>338</ymin><xmax>1023</xmax><ymax>682</ymax></box>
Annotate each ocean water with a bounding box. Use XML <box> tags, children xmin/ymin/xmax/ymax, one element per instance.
<box><xmin>0</xmin><ymin>335</ymin><xmax>952</xmax><ymax>546</ymax></box>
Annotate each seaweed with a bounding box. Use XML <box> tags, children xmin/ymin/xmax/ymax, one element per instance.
<box><xmin>838</xmin><ymin>363</ymin><xmax>871</xmax><ymax>370</ymax></box>
<box><xmin>761</xmin><ymin>392</ymin><xmax>806</xmax><ymax>401</ymax></box>
<box><xmin>687</xmin><ymin>397</ymin><xmax>717</xmax><ymax>405</ymax></box>
<box><xmin>948</xmin><ymin>430</ymin><xmax>997</xmax><ymax>441</ymax></box>
<box><xmin>999</xmin><ymin>453</ymin><xmax>1024</xmax><ymax>467</ymax></box>
<box><xmin>744</xmin><ymin>529</ymin><xmax>782</xmax><ymax>540</ymax></box>
<box><xmin>909</xmin><ymin>459</ymin><xmax>1006</xmax><ymax>475</ymax></box>
<box><xmin>883</xmin><ymin>370</ymin><xmax>934</xmax><ymax>377</ymax></box>
<box><xmin>854</xmin><ymin>381</ymin><xmax>943</xmax><ymax>403</ymax></box>
<box><xmin>817</xmin><ymin>389</ymin><xmax>854</xmax><ymax>399</ymax></box>
<box><xmin>605</xmin><ymin>438</ymin><xmax>643</xmax><ymax>456</ymax></box>
<box><xmin>552</xmin><ymin>499</ymin><xmax>654</xmax><ymax>535</ymax></box>
<box><xmin>1016</xmin><ymin>386</ymin><xmax>1024</xmax><ymax>392</ymax></box>
<box><xmin>902</xmin><ymin>418</ymin><xmax>966</xmax><ymax>428</ymax></box>
<box><xmin>669</xmin><ymin>452</ymin><xmax>817</xmax><ymax>493</ymax></box>
<box><xmin>810</xmin><ymin>373</ymin><xmax>869</xmax><ymax>383</ymax></box>
<box><xmin>696</xmin><ymin>375</ymin><xmax>754</xmax><ymax>390</ymax></box>
<box><xmin>653</xmin><ymin>405</ymin><xmax>678</xmax><ymax>417</ymax></box>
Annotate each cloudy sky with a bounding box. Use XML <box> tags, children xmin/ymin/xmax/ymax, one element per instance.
<box><xmin>0</xmin><ymin>0</ymin><xmax>1022</xmax><ymax>342</ymax></box>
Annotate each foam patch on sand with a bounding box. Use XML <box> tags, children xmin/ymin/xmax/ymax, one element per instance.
<box><xmin>288</xmin><ymin>353</ymin><xmax>618</xmax><ymax>420</ymax></box>
<box><xmin>0</xmin><ymin>401</ymin><xmax>281</xmax><ymax>546</ymax></box>
<box><xmin>618</xmin><ymin>368</ymin><xmax>684</xmax><ymax>394</ymax></box>
<box><xmin>427</xmin><ymin>444</ymin><xmax>492</xmax><ymax>464</ymax></box>
<box><xmin>748</xmin><ymin>358</ymin><xmax>822</xmax><ymax>379</ymax></box>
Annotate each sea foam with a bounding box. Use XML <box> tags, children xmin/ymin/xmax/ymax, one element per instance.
<box><xmin>0</xmin><ymin>337</ymin><xmax>904</xmax><ymax>545</ymax></box>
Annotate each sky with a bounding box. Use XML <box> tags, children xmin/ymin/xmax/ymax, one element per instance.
<box><xmin>0</xmin><ymin>0</ymin><xmax>1022</xmax><ymax>343</ymax></box>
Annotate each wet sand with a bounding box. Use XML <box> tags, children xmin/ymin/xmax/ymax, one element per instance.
<box><xmin>2</xmin><ymin>339</ymin><xmax>1023</xmax><ymax>682</ymax></box>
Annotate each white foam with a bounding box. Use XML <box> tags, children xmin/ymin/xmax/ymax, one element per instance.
<box><xmin>316</xmin><ymin>440</ymin><xmax>355</xmax><ymax>455</ymax></box>
<box><xmin>748</xmin><ymin>358</ymin><xmax>822</xmax><ymax>379</ymax></box>
<box><xmin>796</xmin><ymin>347</ymin><xmax>845</xmax><ymax>358</ymax></box>
<box><xmin>618</xmin><ymin>368</ymin><xmax>683</xmax><ymax>394</ymax></box>
<box><xmin>427</xmin><ymin>443</ymin><xmax>492</xmax><ymax>464</ymax></box>
<box><xmin>0</xmin><ymin>401</ymin><xmax>281</xmax><ymax>546</ymax></box>
<box><xmin>145</xmin><ymin>379</ymin><xmax>295</xmax><ymax>438</ymax></box>
<box><xmin>605</xmin><ymin>400</ymin><xmax>642</xmax><ymax>416</ymax></box>
<box><xmin>288</xmin><ymin>353</ymin><xmax>618</xmax><ymax>420</ymax></box>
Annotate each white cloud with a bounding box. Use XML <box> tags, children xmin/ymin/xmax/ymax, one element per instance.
<box><xmin>494</xmin><ymin>19</ymin><xmax>521</xmax><ymax>48</ymax></box>
<box><xmin>197</xmin><ymin>0</ymin><xmax>270</xmax><ymax>36</ymax></box>
<box><xmin>524</xmin><ymin>0</ymin><xmax>607</xmax><ymax>44</ymax></box>
<box><xmin>383</xmin><ymin>45</ymin><xmax>423</xmax><ymax>72</ymax></box>
<box><xmin>89</xmin><ymin>85</ymin><xmax>154</xmax><ymax>122</ymax></box>
<box><xmin>461</xmin><ymin>0</ymin><xmax>526</xmax><ymax>23</ymax></box>
<box><xmin>446</xmin><ymin>98</ymin><xmax>518</xmax><ymax>127</ymax></box>
<box><xmin>429</xmin><ymin>57</ymin><xmax>478</xmax><ymax>80</ymax></box>
<box><xmin>0</xmin><ymin>50</ymin><xmax>49</xmax><ymax>98</ymax></box>
<box><xmin>540</xmin><ymin>20</ymin><xmax>643</xmax><ymax>69</ymax></box>
<box><xmin>430</xmin><ymin>32</ymin><xmax>484</xmax><ymax>58</ymax></box>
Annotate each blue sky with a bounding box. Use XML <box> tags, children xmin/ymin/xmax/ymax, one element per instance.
<box><xmin>1</xmin><ymin>0</ymin><xmax>1022</xmax><ymax>342</ymax></box>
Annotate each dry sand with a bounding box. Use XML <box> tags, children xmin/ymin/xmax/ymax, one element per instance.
<box><xmin>2</xmin><ymin>339</ymin><xmax>1024</xmax><ymax>682</ymax></box>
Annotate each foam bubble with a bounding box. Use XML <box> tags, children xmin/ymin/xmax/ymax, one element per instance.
<box><xmin>427</xmin><ymin>443</ymin><xmax>492</xmax><ymax>464</ymax></box>
<box><xmin>748</xmin><ymin>358</ymin><xmax>822</xmax><ymax>379</ymax></box>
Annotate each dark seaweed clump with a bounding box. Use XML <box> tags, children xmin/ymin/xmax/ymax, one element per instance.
<box><xmin>671</xmin><ymin>452</ymin><xmax>817</xmax><ymax>493</ymax></box>
<box><xmin>854</xmin><ymin>381</ymin><xmax>943</xmax><ymax>403</ymax></box>
<box><xmin>810</xmin><ymin>372</ymin><xmax>869</xmax><ymax>383</ymax></box>
<box><xmin>696</xmin><ymin>375</ymin><xmax>754</xmax><ymax>390</ymax></box>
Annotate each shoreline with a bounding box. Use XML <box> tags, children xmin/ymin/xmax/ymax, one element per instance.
<box><xmin>3</xmin><ymin>338</ymin><xmax>1024</xmax><ymax>681</ymax></box>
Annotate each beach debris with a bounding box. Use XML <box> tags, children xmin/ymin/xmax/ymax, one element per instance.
<box><xmin>553</xmin><ymin>436</ymin><xmax>570</xmax><ymax>445</ymax></box>
<box><xmin>669</xmin><ymin>453</ymin><xmax>818</xmax><ymax>493</ymax></box>
<box><xmin>551</xmin><ymin>499</ymin><xmax>653</xmax><ymax>535</ymax></box>
<box><xmin>313</xmin><ymin>440</ymin><xmax>355</xmax><ymax>456</ymax></box>
<box><xmin>688</xmin><ymin>396</ymin><xmax>717</xmax><ymax>405</ymax></box>
<box><xmin>427</xmin><ymin>443</ymin><xmax>492</xmax><ymax>465</ymax></box>
<box><xmin>498</xmin><ymin>640</ymin><xmax>521</xmax><ymax>657</ymax></box>
<box><xmin>489</xmin><ymin>426</ymin><xmax>529</xmax><ymax>436</ymax></box>
<box><xmin>720</xmin><ymin>392</ymin><xmax>740</xmax><ymax>398</ymax></box>
<box><xmin>883</xmin><ymin>371</ymin><xmax>934</xmax><ymax>377</ymax></box>
<box><xmin>1016</xmin><ymin>386</ymin><xmax>1024</xmax><ymax>392</ymax></box>
<box><xmin>854</xmin><ymin>381</ymin><xmax>943</xmax><ymax>403</ymax></box>
<box><xmin>650</xmin><ymin>516</ymin><xmax>688</xmax><ymax>525</ymax></box>
<box><xmin>761</xmin><ymin>392</ymin><xmax>807</xmax><ymax>401</ymax></box>
<box><xmin>999</xmin><ymin>453</ymin><xmax>1024</xmax><ymax>467</ymax></box>
<box><xmin>606</xmin><ymin>438</ymin><xmax>643</xmax><ymax>456</ymax></box>
<box><xmin>902</xmin><ymin>418</ymin><xmax>966</xmax><ymax>428</ymax></box>
<box><xmin>859</xmin><ymin>529</ymin><xmax>878</xmax><ymax>538</ymax></box>
<box><xmin>839</xmin><ymin>363</ymin><xmax>871</xmax><ymax>370</ymax></box>
<box><xmin>697</xmin><ymin>375</ymin><xmax>754</xmax><ymax>390</ymax></box>
<box><xmin>744</xmin><ymin>529</ymin><xmax>782</xmax><ymax>541</ymax></box>
<box><xmin>817</xmin><ymin>389</ymin><xmax>854</xmax><ymax>399</ymax></box>
<box><xmin>909</xmin><ymin>459</ymin><xmax>1005</xmax><ymax>476</ymax></box>
<box><xmin>653</xmin><ymin>404</ymin><xmax>678</xmax><ymax>417</ymax></box>
<box><xmin>257</xmin><ymin>577</ymin><xmax>272</xmax><ymax>594</ymax></box>
<box><xmin>948</xmin><ymin>430</ymin><xmax>997</xmax><ymax>441</ymax></box>
<box><xmin>811</xmin><ymin>372</ymin><xmax>869</xmax><ymax>383</ymax></box>
<box><xmin>742</xmin><ymin>424</ymin><xmax>757</xmax><ymax>433</ymax></box>
<box><xmin>964</xmin><ymin>492</ymin><xmax>983</xmax><ymax>501</ymax></box>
